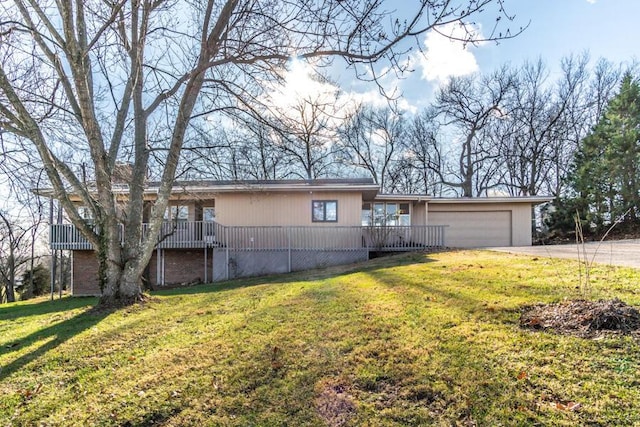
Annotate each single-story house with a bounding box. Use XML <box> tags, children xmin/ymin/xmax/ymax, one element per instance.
<box><xmin>45</xmin><ymin>178</ymin><xmax>551</xmax><ymax>295</ymax></box>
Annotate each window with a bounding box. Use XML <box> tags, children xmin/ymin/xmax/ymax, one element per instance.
<box><xmin>203</xmin><ymin>207</ymin><xmax>216</xmax><ymax>222</ymax></box>
<box><xmin>361</xmin><ymin>203</ymin><xmax>372</xmax><ymax>226</ymax></box>
<box><xmin>373</xmin><ymin>203</ymin><xmax>385</xmax><ymax>225</ymax></box>
<box><xmin>312</xmin><ymin>200</ymin><xmax>338</xmax><ymax>222</ymax></box>
<box><xmin>165</xmin><ymin>205</ymin><xmax>188</xmax><ymax>222</ymax></box>
<box><xmin>398</xmin><ymin>203</ymin><xmax>410</xmax><ymax>226</ymax></box>
<box><xmin>203</xmin><ymin>207</ymin><xmax>216</xmax><ymax>240</ymax></box>
<box><xmin>77</xmin><ymin>206</ymin><xmax>93</xmax><ymax>224</ymax></box>
<box><xmin>362</xmin><ymin>202</ymin><xmax>410</xmax><ymax>226</ymax></box>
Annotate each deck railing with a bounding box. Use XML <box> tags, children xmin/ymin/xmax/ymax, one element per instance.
<box><xmin>50</xmin><ymin>222</ymin><xmax>446</xmax><ymax>251</ymax></box>
<box><xmin>144</xmin><ymin>221</ymin><xmax>222</xmax><ymax>249</ymax></box>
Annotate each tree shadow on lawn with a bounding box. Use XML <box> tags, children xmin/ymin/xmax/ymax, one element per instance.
<box><xmin>0</xmin><ymin>299</ymin><xmax>111</xmax><ymax>381</ymax></box>
<box><xmin>0</xmin><ymin>296</ymin><xmax>97</xmax><ymax>322</ymax></box>
<box><xmin>361</xmin><ymin>267</ymin><xmax>522</xmax><ymax>323</ymax></box>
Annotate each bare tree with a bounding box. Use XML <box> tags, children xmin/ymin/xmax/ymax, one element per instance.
<box><xmin>0</xmin><ymin>0</ymin><xmax>524</xmax><ymax>305</ymax></box>
<box><xmin>270</xmin><ymin>86</ymin><xmax>344</xmax><ymax>179</ymax></box>
<box><xmin>0</xmin><ymin>204</ymin><xmax>46</xmax><ymax>303</ymax></box>
<box><xmin>493</xmin><ymin>56</ymin><xmax>588</xmax><ymax>196</ymax></box>
<box><xmin>338</xmin><ymin>105</ymin><xmax>407</xmax><ymax>191</ymax></box>
<box><xmin>0</xmin><ymin>135</ymin><xmax>48</xmax><ymax>302</ymax></box>
<box><xmin>405</xmin><ymin>108</ymin><xmax>446</xmax><ymax>196</ymax></box>
<box><xmin>493</xmin><ymin>55</ymin><xmax>628</xmax><ymax>198</ymax></box>
<box><xmin>433</xmin><ymin>67</ymin><xmax>516</xmax><ymax>196</ymax></box>
<box><xmin>229</xmin><ymin>118</ymin><xmax>286</xmax><ymax>180</ymax></box>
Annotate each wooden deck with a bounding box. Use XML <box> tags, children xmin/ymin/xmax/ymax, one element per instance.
<box><xmin>50</xmin><ymin>222</ymin><xmax>447</xmax><ymax>252</ymax></box>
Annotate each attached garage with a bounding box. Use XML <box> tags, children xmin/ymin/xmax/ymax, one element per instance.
<box><xmin>429</xmin><ymin>210</ymin><xmax>512</xmax><ymax>247</ymax></box>
<box><xmin>427</xmin><ymin>197</ymin><xmax>551</xmax><ymax>248</ymax></box>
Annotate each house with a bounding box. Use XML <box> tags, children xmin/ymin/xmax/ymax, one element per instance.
<box><xmin>45</xmin><ymin>178</ymin><xmax>551</xmax><ymax>295</ymax></box>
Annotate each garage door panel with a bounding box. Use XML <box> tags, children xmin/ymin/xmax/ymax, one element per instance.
<box><xmin>429</xmin><ymin>211</ymin><xmax>512</xmax><ymax>247</ymax></box>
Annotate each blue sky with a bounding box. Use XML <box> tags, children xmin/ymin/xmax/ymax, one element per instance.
<box><xmin>477</xmin><ymin>0</ymin><xmax>639</xmax><ymax>72</ymax></box>
<box><xmin>314</xmin><ymin>0</ymin><xmax>640</xmax><ymax>112</ymax></box>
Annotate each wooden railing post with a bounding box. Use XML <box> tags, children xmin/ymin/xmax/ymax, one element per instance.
<box><xmin>287</xmin><ymin>227</ymin><xmax>292</xmax><ymax>273</ymax></box>
<box><xmin>225</xmin><ymin>226</ymin><xmax>230</xmax><ymax>280</ymax></box>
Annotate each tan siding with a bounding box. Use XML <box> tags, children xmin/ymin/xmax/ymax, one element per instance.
<box><xmin>216</xmin><ymin>191</ymin><xmax>362</xmax><ymax>226</ymax></box>
<box><xmin>411</xmin><ymin>202</ymin><xmax>427</xmax><ymax>226</ymax></box>
<box><xmin>511</xmin><ymin>204</ymin><xmax>533</xmax><ymax>246</ymax></box>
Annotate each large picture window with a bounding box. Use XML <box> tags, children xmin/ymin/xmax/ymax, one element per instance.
<box><xmin>312</xmin><ymin>200</ymin><xmax>338</xmax><ymax>222</ymax></box>
<box><xmin>362</xmin><ymin>202</ymin><xmax>410</xmax><ymax>226</ymax></box>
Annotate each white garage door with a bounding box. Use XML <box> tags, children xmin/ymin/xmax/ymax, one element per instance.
<box><xmin>429</xmin><ymin>210</ymin><xmax>512</xmax><ymax>247</ymax></box>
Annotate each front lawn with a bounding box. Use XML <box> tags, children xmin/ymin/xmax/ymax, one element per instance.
<box><xmin>1</xmin><ymin>250</ymin><xmax>639</xmax><ymax>426</ymax></box>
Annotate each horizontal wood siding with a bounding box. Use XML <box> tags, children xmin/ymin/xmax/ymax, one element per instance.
<box><xmin>215</xmin><ymin>191</ymin><xmax>362</xmax><ymax>226</ymax></box>
<box><xmin>412</xmin><ymin>203</ymin><xmax>427</xmax><ymax>226</ymax></box>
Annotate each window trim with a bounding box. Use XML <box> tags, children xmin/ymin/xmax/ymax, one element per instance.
<box><xmin>362</xmin><ymin>202</ymin><xmax>410</xmax><ymax>226</ymax></box>
<box><xmin>312</xmin><ymin>200</ymin><xmax>338</xmax><ymax>223</ymax></box>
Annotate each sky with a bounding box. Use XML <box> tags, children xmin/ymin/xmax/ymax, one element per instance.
<box><xmin>4</xmin><ymin>0</ymin><xmax>639</xmax><ymax>209</ymax></box>
<box><xmin>284</xmin><ymin>0</ymin><xmax>640</xmax><ymax>113</ymax></box>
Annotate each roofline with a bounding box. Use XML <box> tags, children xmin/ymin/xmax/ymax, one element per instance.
<box><xmin>166</xmin><ymin>180</ymin><xmax>380</xmax><ymax>195</ymax></box>
<box><xmin>373</xmin><ymin>194</ymin><xmax>432</xmax><ymax>202</ymax></box>
<box><xmin>169</xmin><ymin>178</ymin><xmax>375</xmax><ymax>186</ymax></box>
<box><xmin>33</xmin><ymin>178</ymin><xmax>380</xmax><ymax>198</ymax></box>
<box><xmin>428</xmin><ymin>196</ymin><xmax>553</xmax><ymax>204</ymax></box>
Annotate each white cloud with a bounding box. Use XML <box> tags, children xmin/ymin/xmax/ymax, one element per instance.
<box><xmin>267</xmin><ymin>58</ymin><xmax>338</xmax><ymax>108</ymax></box>
<box><xmin>586</xmin><ymin>0</ymin><xmax>597</xmax><ymax>3</ymax></box>
<box><xmin>340</xmin><ymin>88</ymin><xmax>417</xmax><ymax>114</ymax></box>
<box><xmin>265</xmin><ymin>59</ymin><xmax>418</xmax><ymax>118</ymax></box>
<box><xmin>417</xmin><ymin>22</ymin><xmax>483</xmax><ymax>84</ymax></box>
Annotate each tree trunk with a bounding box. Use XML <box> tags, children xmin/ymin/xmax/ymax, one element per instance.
<box><xmin>5</xmin><ymin>254</ymin><xmax>16</xmax><ymax>303</ymax></box>
<box><xmin>120</xmin><ymin>263</ymin><xmax>144</xmax><ymax>300</ymax></box>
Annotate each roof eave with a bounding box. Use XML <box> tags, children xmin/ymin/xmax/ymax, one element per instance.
<box><xmin>428</xmin><ymin>196</ymin><xmax>553</xmax><ymax>204</ymax></box>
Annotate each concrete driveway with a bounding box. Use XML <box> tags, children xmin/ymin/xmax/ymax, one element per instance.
<box><xmin>490</xmin><ymin>239</ymin><xmax>640</xmax><ymax>269</ymax></box>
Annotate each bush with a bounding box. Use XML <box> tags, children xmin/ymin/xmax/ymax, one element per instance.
<box><xmin>21</xmin><ymin>264</ymin><xmax>50</xmax><ymax>297</ymax></box>
<box><xmin>543</xmin><ymin>197</ymin><xmax>591</xmax><ymax>238</ymax></box>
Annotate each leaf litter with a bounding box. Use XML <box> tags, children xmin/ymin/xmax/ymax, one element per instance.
<box><xmin>520</xmin><ymin>298</ymin><xmax>640</xmax><ymax>338</ymax></box>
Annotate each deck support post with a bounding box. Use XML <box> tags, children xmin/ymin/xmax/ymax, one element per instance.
<box><xmin>204</xmin><ymin>245</ymin><xmax>207</xmax><ymax>283</ymax></box>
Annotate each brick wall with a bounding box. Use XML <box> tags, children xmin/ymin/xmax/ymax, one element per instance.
<box><xmin>72</xmin><ymin>247</ymin><xmax>365</xmax><ymax>295</ymax></box>
<box><xmin>72</xmin><ymin>249</ymin><xmax>213</xmax><ymax>295</ymax></box>
<box><xmin>147</xmin><ymin>249</ymin><xmax>213</xmax><ymax>288</ymax></box>
<box><xmin>72</xmin><ymin>250</ymin><xmax>101</xmax><ymax>296</ymax></box>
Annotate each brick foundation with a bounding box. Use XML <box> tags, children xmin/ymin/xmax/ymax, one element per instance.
<box><xmin>72</xmin><ymin>250</ymin><xmax>101</xmax><ymax>296</ymax></box>
<box><xmin>71</xmin><ymin>247</ymin><xmax>366</xmax><ymax>295</ymax></box>
<box><xmin>148</xmin><ymin>249</ymin><xmax>213</xmax><ymax>289</ymax></box>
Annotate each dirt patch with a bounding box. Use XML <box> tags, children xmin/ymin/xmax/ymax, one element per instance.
<box><xmin>315</xmin><ymin>382</ymin><xmax>356</xmax><ymax>427</ymax></box>
<box><xmin>520</xmin><ymin>298</ymin><xmax>640</xmax><ymax>338</ymax></box>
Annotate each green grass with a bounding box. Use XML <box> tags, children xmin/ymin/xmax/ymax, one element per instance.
<box><xmin>1</xmin><ymin>250</ymin><xmax>640</xmax><ymax>426</ymax></box>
